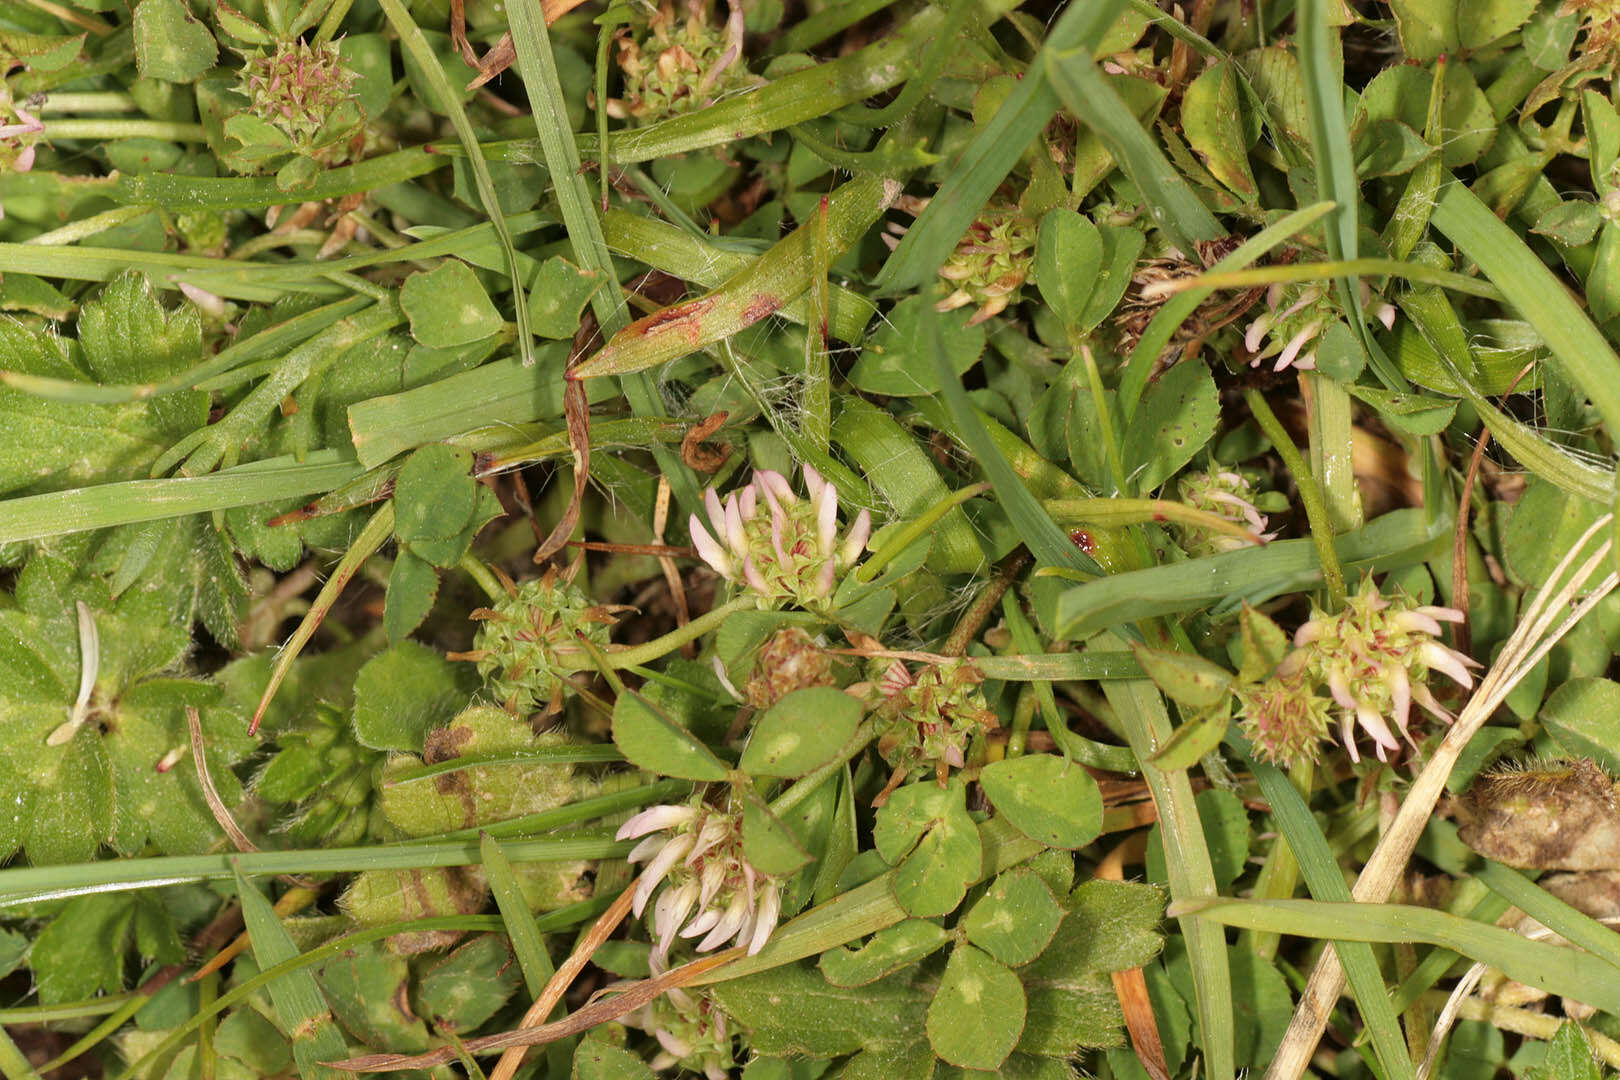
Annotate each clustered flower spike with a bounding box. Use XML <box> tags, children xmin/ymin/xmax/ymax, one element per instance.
<box><xmin>934</xmin><ymin>207</ymin><xmax>1039</xmax><ymax>325</ymax></box>
<box><xmin>689</xmin><ymin>465</ymin><xmax>870</xmax><ymax>608</ymax></box>
<box><xmin>616</xmin><ymin>796</ymin><xmax>782</xmax><ymax>958</ymax></box>
<box><xmin>453</xmin><ymin>569</ymin><xmax>620</xmax><ymax>716</ymax></box>
<box><xmin>1241</xmin><ymin>280</ymin><xmax>1398</xmax><ymax>373</ymax></box>
<box><xmin>630</xmin><ymin>976</ymin><xmax>737</xmax><ymax>1080</ymax></box>
<box><xmin>1262</xmin><ymin>579</ymin><xmax>1479</xmax><ymax>764</ymax></box>
<box><xmin>1235</xmin><ymin>669</ymin><xmax>1333</xmax><ymax>768</ymax></box>
<box><xmin>869</xmin><ymin>659</ymin><xmax>999</xmax><ymax>803</ymax></box>
<box><xmin>608</xmin><ymin>0</ymin><xmax>752</xmax><ymax>125</ymax></box>
<box><xmin>239</xmin><ymin>40</ymin><xmax>364</xmax><ymax>164</ymax></box>
<box><xmin>0</xmin><ymin>69</ymin><xmax>44</xmax><ymax>200</ymax></box>
<box><xmin>1176</xmin><ymin>469</ymin><xmax>1278</xmax><ymax>556</ymax></box>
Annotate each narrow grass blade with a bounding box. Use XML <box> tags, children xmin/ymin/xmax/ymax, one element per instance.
<box><xmin>374</xmin><ymin>0</ymin><xmax>534</xmax><ymax>365</ymax></box>
<box><xmin>481</xmin><ymin>833</ymin><xmax>557</xmax><ymax>998</ymax></box>
<box><xmin>874</xmin><ymin>0</ymin><xmax>1129</xmax><ymax>293</ymax></box>
<box><xmin>0</xmin><ymin>833</ymin><xmax>630</xmax><ymax>906</ymax></box>
<box><xmin>1101</xmin><ymin>665</ymin><xmax>1234</xmax><ymax>1080</ymax></box>
<box><xmin>1044</xmin><ymin>43</ymin><xmax>1223</xmax><ymax>255</ymax></box>
<box><xmin>506</xmin><ymin>0</ymin><xmax>700</xmax><ymax>510</ymax></box>
<box><xmin>1431</xmin><ymin>180</ymin><xmax>1620</xmax><ymax>451</ymax></box>
<box><xmin>1240</xmin><ymin>745</ymin><xmax>1416</xmax><ymax>1080</ymax></box>
<box><xmin>230</xmin><ymin>863</ymin><xmax>350</xmax><ymax>1080</ymax></box>
<box><xmin>1474</xmin><ymin>861</ymin><xmax>1620</xmax><ymax>972</ymax></box>
<box><xmin>1054</xmin><ymin>507</ymin><xmax>1450</xmax><ymax>638</ymax></box>
<box><xmin>0</xmin><ymin>451</ymin><xmax>363</xmax><ymax>543</ymax></box>
<box><xmin>1120</xmin><ymin>202</ymin><xmax>1336</xmax><ymax>418</ymax></box>
<box><xmin>1175</xmin><ymin>897</ymin><xmax>1620</xmax><ymax>1018</ymax></box>
<box><xmin>925</xmin><ymin>304</ymin><xmax>1101</xmax><ymax>576</ymax></box>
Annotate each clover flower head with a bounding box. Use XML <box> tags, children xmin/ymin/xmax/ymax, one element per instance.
<box><xmin>1241</xmin><ymin>280</ymin><xmax>1397</xmax><ymax>373</ymax></box>
<box><xmin>0</xmin><ymin>93</ymin><xmax>43</xmax><ymax>179</ymax></box>
<box><xmin>454</xmin><ymin>569</ymin><xmax>619</xmax><ymax>715</ymax></box>
<box><xmin>608</xmin><ymin>0</ymin><xmax>751</xmax><ymax>125</ymax></box>
<box><xmin>1286</xmin><ymin>578</ymin><xmax>1477</xmax><ymax>763</ymax></box>
<box><xmin>240</xmin><ymin>40</ymin><xmax>364</xmax><ymax>164</ymax></box>
<box><xmin>935</xmin><ymin>207</ymin><xmax>1038</xmax><ymax>325</ymax></box>
<box><xmin>689</xmin><ymin>465</ymin><xmax>870</xmax><ymax>608</ymax></box>
<box><xmin>1235</xmin><ymin>668</ymin><xmax>1333</xmax><ymax>767</ymax></box>
<box><xmin>1177</xmin><ymin>469</ymin><xmax>1278</xmax><ymax>555</ymax></box>
<box><xmin>871</xmin><ymin>659</ymin><xmax>998</xmax><ymax>800</ymax></box>
<box><xmin>616</xmin><ymin>797</ymin><xmax>782</xmax><ymax>958</ymax></box>
<box><xmin>631</xmin><ymin>969</ymin><xmax>737</xmax><ymax>1080</ymax></box>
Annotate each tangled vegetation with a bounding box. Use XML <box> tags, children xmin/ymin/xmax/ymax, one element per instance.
<box><xmin>4</xmin><ymin>0</ymin><xmax>1620</xmax><ymax>1078</ymax></box>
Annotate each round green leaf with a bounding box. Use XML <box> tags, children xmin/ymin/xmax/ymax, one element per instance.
<box><xmin>1120</xmin><ymin>359</ymin><xmax>1218</xmax><ymax>493</ymax></box>
<box><xmin>739</xmin><ymin>687</ymin><xmax>862</xmax><ymax>778</ymax></box>
<box><xmin>926</xmin><ymin>944</ymin><xmax>1026</xmax><ymax>1070</ymax></box>
<box><xmin>980</xmin><ymin>754</ymin><xmax>1103</xmax><ymax>850</ymax></box>
<box><xmin>352</xmin><ymin>642</ymin><xmax>475</xmax><ymax>752</ymax></box>
<box><xmin>741</xmin><ymin>795</ymin><xmax>812</xmax><ymax>876</ymax></box>
<box><xmin>1034</xmin><ymin>209</ymin><xmax>1103</xmax><ymax>330</ymax></box>
<box><xmin>133</xmin><ymin>0</ymin><xmax>218</xmax><ymax>83</ymax></box>
<box><xmin>846</xmin><ymin>296</ymin><xmax>984</xmax><ymax>397</ymax></box>
<box><xmin>400</xmin><ymin>261</ymin><xmax>503</xmax><ymax>348</ymax></box>
<box><xmin>962</xmin><ymin>868</ymin><xmax>1064</xmax><ymax>966</ymax></box>
<box><xmin>819</xmin><ymin>920</ymin><xmax>950</xmax><ymax>987</ymax></box>
<box><xmin>873</xmin><ymin>778</ymin><xmax>982</xmax><ymax>917</ymax></box>
<box><xmin>393</xmin><ymin>444</ymin><xmax>478</xmax><ymax>543</ymax></box>
<box><xmin>611</xmin><ymin>691</ymin><xmax>729</xmax><ymax>782</ymax></box>
<box><xmin>383</xmin><ymin>550</ymin><xmax>438</xmax><ymax>645</ymax></box>
<box><xmin>1541</xmin><ymin>677</ymin><xmax>1620</xmax><ymax>773</ymax></box>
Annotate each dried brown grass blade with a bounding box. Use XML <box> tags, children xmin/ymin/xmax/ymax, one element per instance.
<box><xmin>188</xmin><ymin>706</ymin><xmax>258</xmax><ymax>854</ymax></box>
<box><xmin>532</xmin><ymin>315</ymin><xmax>598</xmax><ymax>563</ymax></box>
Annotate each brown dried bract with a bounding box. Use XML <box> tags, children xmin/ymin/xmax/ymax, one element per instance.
<box><xmin>1455</xmin><ymin>757</ymin><xmax>1620</xmax><ymax>871</ymax></box>
<box><xmin>680</xmin><ymin>410</ymin><xmax>732</xmax><ymax>472</ymax></box>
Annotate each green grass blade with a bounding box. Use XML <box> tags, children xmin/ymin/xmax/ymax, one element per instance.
<box><xmin>231</xmin><ymin>863</ymin><xmax>350</xmax><ymax>1080</ymax></box>
<box><xmin>1474</xmin><ymin>860</ymin><xmax>1620</xmax><ymax>972</ymax></box>
<box><xmin>925</xmin><ymin>304</ymin><xmax>1101</xmax><ymax>576</ymax></box>
<box><xmin>0</xmin><ymin>452</ymin><xmax>363</xmax><ymax>543</ymax></box>
<box><xmin>1431</xmin><ymin>180</ymin><xmax>1620</xmax><ymax>452</ymax></box>
<box><xmin>374</xmin><ymin>0</ymin><xmax>534</xmax><ymax>366</ymax></box>
<box><xmin>1100</xmin><ymin>664</ymin><xmax>1234</xmax><ymax>1080</ymax></box>
<box><xmin>1175</xmin><ymin>897</ymin><xmax>1620</xmax><ymax>1017</ymax></box>
<box><xmin>505</xmin><ymin>0</ymin><xmax>701</xmax><ymax>511</ymax></box>
<box><xmin>1054</xmin><ymin>507</ymin><xmax>1451</xmax><ymax>638</ymax></box>
<box><xmin>1044</xmin><ymin>42</ymin><xmax>1223</xmax><ymax>255</ymax></box>
<box><xmin>0</xmin><ymin>833</ymin><xmax>631</xmax><ymax>906</ymax></box>
<box><xmin>481</xmin><ymin>833</ymin><xmax>557</xmax><ymax>999</ymax></box>
<box><xmin>1240</xmin><ymin>745</ymin><xmax>1416</xmax><ymax>1079</ymax></box>
<box><xmin>1120</xmin><ymin>201</ymin><xmax>1337</xmax><ymax>419</ymax></box>
<box><xmin>873</xmin><ymin>0</ymin><xmax>1129</xmax><ymax>293</ymax></box>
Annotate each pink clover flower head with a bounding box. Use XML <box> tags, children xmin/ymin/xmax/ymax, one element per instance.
<box><xmin>1286</xmin><ymin>577</ymin><xmax>1477</xmax><ymax>764</ymax></box>
<box><xmin>1241</xmin><ymin>278</ymin><xmax>1396</xmax><ymax>373</ymax></box>
<box><xmin>617</xmin><ymin>795</ymin><xmax>782</xmax><ymax>959</ymax></box>
<box><xmin>1176</xmin><ymin>469</ymin><xmax>1278</xmax><ymax>556</ymax></box>
<box><xmin>689</xmin><ymin>464</ymin><xmax>870</xmax><ymax>608</ymax></box>
<box><xmin>1235</xmin><ymin>668</ymin><xmax>1334</xmax><ymax>768</ymax></box>
<box><xmin>630</xmin><ymin>965</ymin><xmax>737</xmax><ymax>1080</ymax></box>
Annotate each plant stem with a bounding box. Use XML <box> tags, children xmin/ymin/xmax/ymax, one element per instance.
<box><xmin>596</xmin><ymin>596</ymin><xmax>756</xmax><ymax>669</ymax></box>
<box><xmin>24</xmin><ymin>206</ymin><xmax>150</xmax><ymax>247</ymax></box>
<box><xmin>37</xmin><ymin>92</ymin><xmax>138</xmax><ymax>113</ymax></box>
<box><xmin>459</xmin><ymin>552</ymin><xmax>507</xmax><ymax>602</ymax></box>
<box><xmin>1078</xmin><ymin>339</ymin><xmax>1129</xmax><ymax>494</ymax></box>
<box><xmin>1243</xmin><ymin>388</ymin><xmax>1347</xmax><ymax>607</ymax></box>
<box><xmin>44</xmin><ymin>120</ymin><xmax>207</xmax><ymax>141</ymax></box>
<box><xmin>1238</xmin><ymin>757</ymin><xmax>1311</xmax><ymax>959</ymax></box>
<box><xmin>769</xmin><ymin>721</ymin><xmax>877</xmax><ymax>818</ymax></box>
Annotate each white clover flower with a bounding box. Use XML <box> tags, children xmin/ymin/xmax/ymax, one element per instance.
<box><xmin>688</xmin><ymin>465</ymin><xmax>871</xmax><ymax>608</ymax></box>
<box><xmin>630</xmin><ymin>965</ymin><xmax>736</xmax><ymax>1080</ymax></box>
<box><xmin>1177</xmin><ymin>469</ymin><xmax>1278</xmax><ymax>555</ymax></box>
<box><xmin>617</xmin><ymin>799</ymin><xmax>782</xmax><ymax>958</ymax></box>
<box><xmin>1242</xmin><ymin>281</ymin><xmax>1398</xmax><ymax>373</ymax></box>
<box><xmin>1283</xmin><ymin>579</ymin><xmax>1479</xmax><ymax>763</ymax></box>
